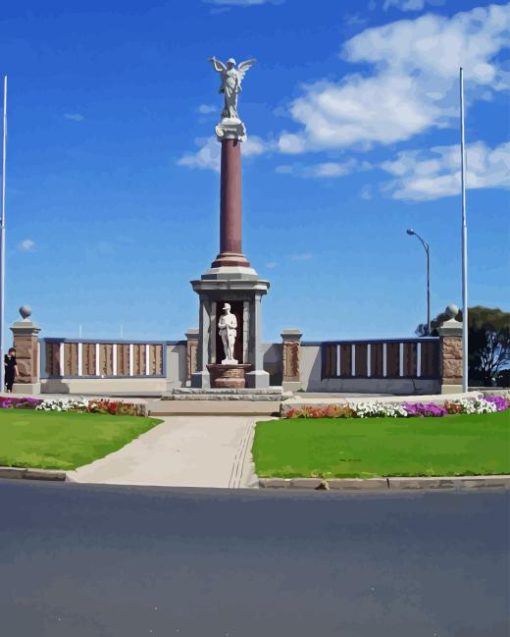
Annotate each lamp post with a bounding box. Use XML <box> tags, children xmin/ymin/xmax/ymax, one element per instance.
<box><xmin>407</xmin><ymin>228</ymin><xmax>431</xmax><ymax>336</ymax></box>
<box><xmin>0</xmin><ymin>76</ymin><xmax>7</xmax><ymax>393</ymax></box>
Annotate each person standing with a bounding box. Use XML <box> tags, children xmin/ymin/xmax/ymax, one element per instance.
<box><xmin>4</xmin><ymin>347</ymin><xmax>18</xmax><ymax>392</ymax></box>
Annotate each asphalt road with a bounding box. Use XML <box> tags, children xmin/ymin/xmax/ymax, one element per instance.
<box><xmin>0</xmin><ymin>480</ymin><xmax>508</xmax><ymax>637</ymax></box>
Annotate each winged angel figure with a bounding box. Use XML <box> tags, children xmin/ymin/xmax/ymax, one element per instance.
<box><xmin>208</xmin><ymin>57</ymin><xmax>256</xmax><ymax>119</ymax></box>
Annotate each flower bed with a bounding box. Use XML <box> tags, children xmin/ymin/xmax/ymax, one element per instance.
<box><xmin>284</xmin><ymin>395</ymin><xmax>509</xmax><ymax>419</ymax></box>
<box><xmin>36</xmin><ymin>398</ymin><xmax>146</xmax><ymax>416</ymax></box>
<box><xmin>0</xmin><ymin>396</ymin><xmax>146</xmax><ymax>416</ymax></box>
<box><xmin>0</xmin><ymin>396</ymin><xmax>43</xmax><ymax>409</ymax></box>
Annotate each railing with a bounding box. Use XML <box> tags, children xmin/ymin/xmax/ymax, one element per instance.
<box><xmin>321</xmin><ymin>338</ymin><xmax>440</xmax><ymax>380</ymax></box>
<box><xmin>41</xmin><ymin>339</ymin><xmax>168</xmax><ymax>379</ymax></box>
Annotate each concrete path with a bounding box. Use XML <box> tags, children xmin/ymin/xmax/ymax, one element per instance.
<box><xmin>68</xmin><ymin>416</ymin><xmax>263</xmax><ymax>489</ymax></box>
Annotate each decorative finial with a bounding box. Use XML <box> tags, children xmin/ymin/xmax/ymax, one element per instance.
<box><xmin>19</xmin><ymin>305</ymin><xmax>32</xmax><ymax>320</ymax></box>
<box><xmin>445</xmin><ymin>304</ymin><xmax>459</xmax><ymax>319</ymax></box>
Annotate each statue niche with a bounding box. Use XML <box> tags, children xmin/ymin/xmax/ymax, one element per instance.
<box><xmin>216</xmin><ymin>301</ymin><xmax>243</xmax><ymax>364</ymax></box>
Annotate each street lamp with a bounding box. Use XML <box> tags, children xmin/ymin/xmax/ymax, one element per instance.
<box><xmin>406</xmin><ymin>228</ymin><xmax>431</xmax><ymax>336</ymax></box>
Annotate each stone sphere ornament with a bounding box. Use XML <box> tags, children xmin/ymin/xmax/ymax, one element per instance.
<box><xmin>19</xmin><ymin>305</ymin><xmax>32</xmax><ymax>320</ymax></box>
<box><xmin>445</xmin><ymin>304</ymin><xmax>459</xmax><ymax>319</ymax></box>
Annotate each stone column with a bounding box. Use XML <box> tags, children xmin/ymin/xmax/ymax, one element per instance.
<box><xmin>191</xmin><ymin>297</ymin><xmax>211</xmax><ymax>388</ymax></box>
<box><xmin>211</xmin><ymin>138</ymin><xmax>250</xmax><ymax>268</ymax></box>
<box><xmin>281</xmin><ymin>329</ymin><xmax>303</xmax><ymax>392</ymax></box>
<box><xmin>10</xmin><ymin>311</ymin><xmax>41</xmax><ymax>394</ymax></box>
<box><xmin>185</xmin><ymin>328</ymin><xmax>199</xmax><ymax>384</ymax></box>
<box><xmin>438</xmin><ymin>317</ymin><xmax>463</xmax><ymax>394</ymax></box>
<box><xmin>246</xmin><ymin>292</ymin><xmax>270</xmax><ymax>388</ymax></box>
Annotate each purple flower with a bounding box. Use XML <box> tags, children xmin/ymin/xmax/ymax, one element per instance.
<box><xmin>402</xmin><ymin>402</ymin><xmax>447</xmax><ymax>417</ymax></box>
<box><xmin>484</xmin><ymin>395</ymin><xmax>509</xmax><ymax>412</ymax></box>
<box><xmin>0</xmin><ymin>396</ymin><xmax>43</xmax><ymax>409</ymax></box>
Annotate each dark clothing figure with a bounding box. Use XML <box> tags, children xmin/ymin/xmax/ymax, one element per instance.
<box><xmin>4</xmin><ymin>354</ymin><xmax>17</xmax><ymax>392</ymax></box>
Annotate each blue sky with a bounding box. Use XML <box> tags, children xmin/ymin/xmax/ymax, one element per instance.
<box><xmin>1</xmin><ymin>0</ymin><xmax>509</xmax><ymax>343</ymax></box>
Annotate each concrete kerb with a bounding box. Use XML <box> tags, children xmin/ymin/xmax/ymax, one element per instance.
<box><xmin>0</xmin><ymin>466</ymin><xmax>66</xmax><ymax>481</ymax></box>
<box><xmin>259</xmin><ymin>475</ymin><xmax>510</xmax><ymax>491</ymax></box>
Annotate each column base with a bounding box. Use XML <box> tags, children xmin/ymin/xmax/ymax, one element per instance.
<box><xmin>191</xmin><ymin>371</ymin><xmax>211</xmax><ymax>389</ymax></box>
<box><xmin>12</xmin><ymin>382</ymin><xmax>41</xmax><ymax>395</ymax></box>
<box><xmin>440</xmin><ymin>383</ymin><xmax>464</xmax><ymax>394</ymax></box>
<box><xmin>282</xmin><ymin>380</ymin><xmax>302</xmax><ymax>392</ymax></box>
<box><xmin>211</xmin><ymin>252</ymin><xmax>251</xmax><ymax>268</ymax></box>
<box><xmin>246</xmin><ymin>370</ymin><xmax>270</xmax><ymax>389</ymax></box>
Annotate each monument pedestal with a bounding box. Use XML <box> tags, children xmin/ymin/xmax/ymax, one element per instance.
<box><xmin>191</xmin><ymin>266</ymin><xmax>270</xmax><ymax>389</ymax></box>
<box><xmin>207</xmin><ymin>363</ymin><xmax>252</xmax><ymax>389</ymax></box>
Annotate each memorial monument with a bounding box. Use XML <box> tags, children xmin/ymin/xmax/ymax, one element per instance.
<box><xmin>190</xmin><ymin>56</ymin><xmax>270</xmax><ymax>389</ymax></box>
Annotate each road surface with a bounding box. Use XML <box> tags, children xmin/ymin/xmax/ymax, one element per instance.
<box><xmin>1</xmin><ymin>480</ymin><xmax>508</xmax><ymax>636</ymax></box>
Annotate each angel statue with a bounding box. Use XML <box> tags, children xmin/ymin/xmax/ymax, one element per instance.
<box><xmin>209</xmin><ymin>57</ymin><xmax>256</xmax><ymax>120</ymax></box>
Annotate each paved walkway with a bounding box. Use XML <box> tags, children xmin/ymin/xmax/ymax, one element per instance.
<box><xmin>68</xmin><ymin>416</ymin><xmax>266</xmax><ymax>489</ymax></box>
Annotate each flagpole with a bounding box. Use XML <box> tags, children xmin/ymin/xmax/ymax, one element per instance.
<box><xmin>0</xmin><ymin>76</ymin><xmax>7</xmax><ymax>393</ymax></box>
<box><xmin>460</xmin><ymin>67</ymin><xmax>468</xmax><ymax>392</ymax></box>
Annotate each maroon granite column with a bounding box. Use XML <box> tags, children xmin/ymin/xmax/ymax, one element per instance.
<box><xmin>211</xmin><ymin>139</ymin><xmax>250</xmax><ymax>268</ymax></box>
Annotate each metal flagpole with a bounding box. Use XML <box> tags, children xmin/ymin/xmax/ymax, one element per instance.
<box><xmin>460</xmin><ymin>67</ymin><xmax>468</xmax><ymax>392</ymax></box>
<box><xmin>0</xmin><ymin>76</ymin><xmax>7</xmax><ymax>393</ymax></box>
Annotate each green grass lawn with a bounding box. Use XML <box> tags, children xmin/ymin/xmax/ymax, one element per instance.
<box><xmin>0</xmin><ymin>409</ymin><xmax>161</xmax><ymax>470</ymax></box>
<box><xmin>253</xmin><ymin>412</ymin><xmax>510</xmax><ymax>478</ymax></box>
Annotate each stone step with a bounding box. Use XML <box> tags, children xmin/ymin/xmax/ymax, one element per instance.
<box><xmin>162</xmin><ymin>387</ymin><xmax>290</xmax><ymax>401</ymax></box>
<box><xmin>148</xmin><ymin>400</ymin><xmax>281</xmax><ymax>416</ymax></box>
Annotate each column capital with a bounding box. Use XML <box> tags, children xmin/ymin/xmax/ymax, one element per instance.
<box><xmin>185</xmin><ymin>328</ymin><xmax>199</xmax><ymax>341</ymax></box>
<box><xmin>10</xmin><ymin>320</ymin><xmax>41</xmax><ymax>336</ymax></box>
<box><xmin>437</xmin><ymin>318</ymin><xmax>463</xmax><ymax>338</ymax></box>
<box><xmin>281</xmin><ymin>328</ymin><xmax>303</xmax><ymax>342</ymax></box>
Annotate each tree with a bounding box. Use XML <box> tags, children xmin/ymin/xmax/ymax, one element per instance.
<box><xmin>415</xmin><ymin>305</ymin><xmax>510</xmax><ymax>387</ymax></box>
<box><xmin>468</xmin><ymin>306</ymin><xmax>510</xmax><ymax>386</ymax></box>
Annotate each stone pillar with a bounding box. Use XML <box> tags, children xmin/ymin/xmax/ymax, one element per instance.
<box><xmin>211</xmin><ymin>138</ymin><xmax>250</xmax><ymax>268</ymax></box>
<box><xmin>438</xmin><ymin>317</ymin><xmax>463</xmax><ymax>394</ymax></box>
<box><xmin>246</xmin><ymin>292</ymin><xmax>270</xmax><ymax>388</ymax></box>
<box><xmin>185</xmin><ymin>328</ymin><xmax>199</xmax><ymax>385</ymax></box>
<box><xmin>281</xmin><ymin>329</ymin><xmax>303</xmax><ymax>392</ymax></box>
<box><xmin>191</xmin><ymin>297</ymin><xmax>211</xmax><ymax>388</ymax></box>
<box><xmin>10</xmin><ymin>310</ymin><xmax>41</xmax><ymax>394</ymax></box>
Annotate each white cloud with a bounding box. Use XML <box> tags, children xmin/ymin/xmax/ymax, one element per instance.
<box><xmin>265</xmin><ymin>261</ymin><xmax>278</xmax><ymax>269</ymax></box>
<box><xmin>244</xmin><ymin>135</ymin><xmax>271</xmax><ymax>157</ymax></box>
<box><xmin>344</xmin><ymin>13</ymin><xmax>368</xmax><ymax>27</ymax></box>
<box><xmin>196</xmin><ymin>104</ymin><xmax>216</xmax><ymax>115</ymax></box>
<box><xmin>277</xmin><ymin>132</ymin><xmax>307</xmax><ymax>154</ymax></box>
<box><xmin>383</xmin><ymin>0</ymin><xmax>444</xmax><ymax>11</ymax></box>
<box><xmin>178</xmin><ymin>135</ymin><xmax>271</xmax><ymax>171</ymax></box>
<box><xmin>178</xmin><ymin>137</ymin><xmax>220</xmax><ymax>172</ymax></box>
<box><xmin>278</xmin><ymin>4</ymin><xmax>510</xmax><ymax>153</ymax></box>
<box><xmin>275</xmin><ymin>158</ymin><xmax>369</xmax><ymax>178</ymax></box>
<box><xmin>381</xmin><ymin>140</ymin><xmax>510</xmax><ymax>200</ymax></box>
<box><xmin>311</xmin><ymin>161</ymin><xmax>356</xmax><ymax>177</ymax></box>
<box><xmin>64</xmin><ymin>113</ymin><xmax>84</xmax><ymax>122</ymax></box>
<box><xmin>19</xmin><ymin>239</ymin><xmax>35</xmax><ymax>252</ymax></box>
<box><xmin>360</xmin><ymin>185</ymin><xmax>373</xmax><ymax>200</ymax></box>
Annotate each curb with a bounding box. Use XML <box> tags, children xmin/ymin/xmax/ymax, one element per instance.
<box><xmin>0</xmin><ymin>466</ymin><xmax>67</xmax><ymax>482</ymax></box>
<box><xmin>259</xmin><ymin>475</ymin><xmax>510</xmax><ymax>491</ymax></box>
